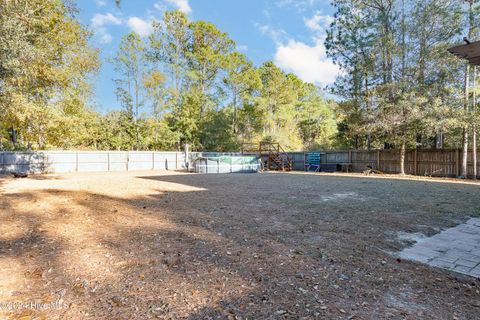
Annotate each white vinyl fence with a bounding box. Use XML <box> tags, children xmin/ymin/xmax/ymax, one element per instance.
<box><xmin>0</xmin><ymin>151</ymin><xmax>187</xmax><ymax>174</ymax></box>
<box><xmin>0</xmin><ymin>151</ymin><xmax>249</xmax><ymax>174</ymax></box>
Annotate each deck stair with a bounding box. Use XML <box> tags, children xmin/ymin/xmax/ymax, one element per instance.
<box><xmin>241</xmin><ymin>142</ymin><xmax>293</xmax><ymax>171</ymax></box>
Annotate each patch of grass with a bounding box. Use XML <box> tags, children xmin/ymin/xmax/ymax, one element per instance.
<box><xmin>471</xmin><ymin>208</ymin><xmax>480</xmax><ymax>217</ymax></box>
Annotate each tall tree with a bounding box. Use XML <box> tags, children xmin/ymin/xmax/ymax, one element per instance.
<box><xmin>149</xmin><ymin>11</ymin><xmax>190</xmax><ymax>106</ymax></box>
<box><xmin>0</xmin><ymin>0</ymin><xmax>99</xmax><ymax>149</ymax></box>
<box><xmin>297</xmin><ymin>84</ymin><xmax>338</xmax><ymax>150</ymax></box>
<box><xmin>328</xmin><ymin>0</ymin><xmax>466</xmax><ymax>174</ymax></box>
<box><xmin>223</xmin><ymin>52</ymin><xmax>261</xmax><ymax>135</ymax></box>
<box><xmin>326</xmin><ymin>0</ymin><xmax>376</xmax><ymax>149</ymax></box>
<box><xmin>113</xmin><ymin>32</ymin><xmax>147</xmax><ymax>150</ymax></box>
<box><xmin>258</xmin><ymin>62</ymin><xmax>293</xmax><ymax>136</ymax></box>
<box><xmin>188</xmin><ymin>21</ymin><xmax>235</xmax><ymax>113</ymax></box>
<box><xmin>2</xmin><ymin>5</ymin><xmax>337</xmax><ymax>153</ymax></box>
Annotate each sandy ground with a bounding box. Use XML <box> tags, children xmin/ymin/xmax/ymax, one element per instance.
<box><xmin>0</xmin><ymin>171</ymin><xmax>480</xmax><ymax>319</ymax></box>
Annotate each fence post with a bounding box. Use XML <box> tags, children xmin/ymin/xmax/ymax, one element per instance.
<box><xmin>126</xmin><ymin>151</ymin><xmax>129</xmax><ymax>171</ymax></box>
<box><xmin>107</xmin><ymin>152</ymin><xmax>110</xmax><ymax>172</ymax></box>
<box><xmin>152</xmin><ymin>152</ymin><xmax>155</xmax><ymax>170</ymax></box>
<box><xmin>184</xmin><ymin>144</ymin><xmax>190</xmax><ymax>170</ymax></box>
<box><xmin>377</xmin><ymin>150</ymin><xmax>380</xmax><ymax>169</ymax></box>
<box><xmin>414</xmin><ymin>149</ymin><xmax>417</xmax><ymax>176</ymax></box>
<box><xmin>455</xmin><ymin>149</ymin><xmax>460</xmax><ymax>177</ymax></box>
<box><xmin>76</xmin><ymin>152</ymin><xmax>79</xmax><ymax>172</ymax></box>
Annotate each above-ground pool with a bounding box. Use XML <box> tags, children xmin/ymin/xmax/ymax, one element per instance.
<box><xmin>193</xmin><ymin>156</ymin><xmax>260</xmax><ymax>174</ymax></box>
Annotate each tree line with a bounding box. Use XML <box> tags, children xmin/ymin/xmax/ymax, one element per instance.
<box><xmin>326</xmin><ymin>0</ymin><xmax>479</xmax><ymax>176</ymax></box>
<box><xmin>0</xmin><ymin>0</ymin><xmax>99</xmax><ymax>151</ymax></box>
<box><xmin>1</xmin><ymin>0</ymin><xmax>479</xmax><ymax>178</ymax></box>
<box><xmin>0</xmin><ymin>1</ymin><xmax>337</xmax><ymax>152</ymax></box>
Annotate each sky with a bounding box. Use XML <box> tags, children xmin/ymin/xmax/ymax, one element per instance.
<box><xmin>77</xmin><ymin>0</ymin><xmax>339</xmax><ymax>112</ymax></box>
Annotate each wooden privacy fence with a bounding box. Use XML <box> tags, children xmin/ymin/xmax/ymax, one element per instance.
<box><xmin>290</xmin><ymin>149</ymin><xmax>480</xmax><ymax>178</ymax></box>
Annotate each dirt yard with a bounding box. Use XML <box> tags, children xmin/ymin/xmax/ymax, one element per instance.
<box><xmin>1</xmin><ymin>171</ymin><xmax>480</xmax><ymax>319</ymax></box>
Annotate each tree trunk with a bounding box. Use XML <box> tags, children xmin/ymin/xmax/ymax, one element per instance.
<box><xmin>399</xmin><ymin>141</ymin><xmax>406</xmax><ymax>175</ymax></box>
<box><xmin>232</xmin><ymin>91</ymin><xmax>237</xmax><ymax>134</ymax></box>
<box><xmin>364</xmin><ymin>73</ymin><xmax>371</xmax><ymax>150</ymax></box>
<box><xmin>135</xmin><ymin>79</ymin><xmax>140</xmax><ymax>151</ymax></box>
<box><xmin>435</xmin><ymin>132</ymin><xmax>443</xmax><ymax>149</ymax></box>
<box><xmin>400</xmin><ymin>0</ymin><xmax>406</xmax><ymax>79</ymax></box>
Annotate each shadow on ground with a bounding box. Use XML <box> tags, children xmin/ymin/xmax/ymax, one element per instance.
<box><xmin>0</xmin><ymin>172</ymin><xmax>479</xmax><ymax>319</ymax></box>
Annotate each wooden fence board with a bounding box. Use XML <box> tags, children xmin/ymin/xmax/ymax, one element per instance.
<box><xmin>288</xmin><ymin>149</ymin><xmax>480</xmax><ymax>179</ymax></box>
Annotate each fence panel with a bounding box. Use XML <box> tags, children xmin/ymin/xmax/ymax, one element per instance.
<box><xmin>287</xmin><ymin>149</ymin><xmax>479</xmax><ymax>178</ymax></box>
<box><xmin>289</xmin><ymin>152</ymin><xmax>306</xmax><ymax>171</ymax></box>
<box><xmin>416</xmin><ymin>149</ymin><xmax>457</xmax><ymax>177</ymax></box>
<box><xmin>108</xmin><ymin>152</ymin><xmax>128</xmax><ymax>172</ymax></box>
<box><xmin>77</xmin><ymin>152</ymin><xmax>108</xmax><ymax>172</ymax></box>
<box><xmin>154</xmin><ymin>152</ymin><xmax>182</xmax><ymax>170</ymax></box>
<box><xmin>350</xmin><ymin>150</ymin><xmax>378</xmax><ymax>172</ymax></box>
<box><xmin>1</xmin><ymin>149</ymin><xmax>479</xmax><ymax>178</ymax></box>
<box><xmin>1</xmin><ymin>152</ymin><xmax>45</xmax><ymax>173</ymax></box>
<box><xmin>128</xmin><ymin>152</ymin><xmax>154</xmax><ymax>171</ymax></box>
<box><xmin>467</xmin><ymin>150</ymin><xmax>480</xmax><ymax>178</ymax></box>
<box><xmin>323</xmin><ymin>151</ymin><xmax>349</xmax><ymax>164</ymax></box>
<box><xmin>0</xmin><ymin>151</ymin><xmax>186</xmax><ymax>174</ymax></box>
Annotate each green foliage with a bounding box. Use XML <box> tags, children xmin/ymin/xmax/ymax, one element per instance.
<box><xmin>201</xmin><ymin>108</ymin><xmax>240</xmax><ymax>151</ymax></box>
<box><xmin>1</xmin><ymin>6</ymin><xmax>337</xmax><ymax>152</ymax></box>
<box><xmin>0</xmin><ymin>0</ymin><xmax>99</xmax><ymax>150</ymax></box>
<box><xmin>327</xmin><ymin>0</ymin><xmax>473</xmax><ymax>151</ymax></box>
<box><xmin>297</xmin><ymin>85</ymin><xmax>338</xmax><ymax>150</ymax></box>
<box><xmin>4</xmin><ymin>1</ymin><xmax>479</xmax><ymax>155</ymax></box>
<box><xmin>143</xmin><ymin>11</ymin><xmax>337</xmax><ymax>151</ymax></box>
<box><xmin>112</xmin><ymin>32</ymin><xmax>149</xmax><ymax>150</ymax></box>
<box><xmin>141</xmin><ymin>118</ymin><xmax>180</xmax><ymax>150</ymax></box>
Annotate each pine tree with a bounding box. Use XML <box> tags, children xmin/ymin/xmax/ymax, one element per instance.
<box><xmin>113</xmin><ymin>32</ymin><xmax>147</xmax><ymax>150</ymax></box>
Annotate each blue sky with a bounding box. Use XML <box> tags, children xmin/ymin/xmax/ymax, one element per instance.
<box><xmin>77</xmin><ymin>0</ymin><xmax>339</xmax><ymax>112</ymax></box>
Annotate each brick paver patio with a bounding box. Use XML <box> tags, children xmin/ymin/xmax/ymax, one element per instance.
<box><xmin>399</xmin><ymin>218</ymin><xmax>480</xmax><ymax>278</ymax></box>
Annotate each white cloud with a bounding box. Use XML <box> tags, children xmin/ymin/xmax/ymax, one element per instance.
<box><xmin>257</xmin><ymin>12</ymin><xmax>340</xmax><ymax>87</ymax></box>
<box><xmin>127</xmin><ymin>17</ymin><xmax>153</xmax><ymax>37</ymax></box>
<box><xmin>91</xmin><ymin>13</ymin><xmax>122</xmax><ymax>28</ymax></box>
<box><xmin>164</xmin><ymin>0</ymin><xmax>192</xmax><ymax>14</ymax></box>
<box><xmin>274</xmin><ymin>39</ymin><xmax>340</xmax><ymax>87</ymax></box>
<box><xmin>91</xmin><ymin>13</ymin><xmax>122</xmax><ymax>44</ymax></box>
<box><xmin>154</xmin><ymin>3</ymin><xmax>167</xmax><ymax>11</ymax></box>
<box><xmin>304</xmin><ymin>13</ymin><xmax>333</xmax><ymax>34</ymax></box>
<box><xmin>100</xmin><ymin>32</ymin><xmax>113</xmax><ymax>44</ymax></box>
<box><xmin>276</xmin><ymin>0</ymin><xmax>319</xmax><ymax>11</ymax></box>
<box><xmin>255</xmin><ymin>24</ymin><xmax>289</xmax><ymax>45</ymax></box>
<box><xmin>94</xmin><ymin>0</ymin><xmax>107</xmax><ymax>7</ymax></box>
<box><xmin>96</xmin><ymin>28</ymin><xmax>114</xmax><ymax>44</ymax></box>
